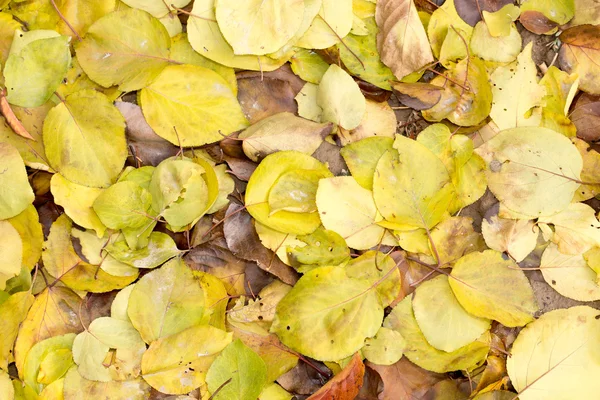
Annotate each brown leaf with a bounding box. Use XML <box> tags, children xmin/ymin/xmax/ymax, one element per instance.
<box><xmin>80</xmin><ymin>291</ymin><xmax>118</xmax><ymax>327</ymax></box>
<box><xmin>570</xmin><ymin>92</ymin><xmax>600</xmax><ymax>141</ymax></box>
<box><xmin>223</xmin><ymin>154</ymin><xmax>257</xmax><ymax>182</ymax></box>
<box><xmin>311</xmin><ymin>141</ymin><xmax>348</xmax><ymax>176</ymax></box>
<box><xmin>559</xmin><ymin>24</ymin><xmax>600</xmax><ymax>95</ymax></box>
<box><xmin>356</xmin><ymin>366</ymin><xmax>383</xmax><ymax>400</ymax></box>
<box><xmin>392</xmin><ymin>82</ymin><xmax>444</xmax><ymax>110</ymax></box>
<box><xmin>115</xmin><ymin>101</ymin><xmax>178</xmax><ymax>166</ymax></box>
<box><xmin>375</xmin><ymin>0</ymin><xmax>434</xmax><ymax>80</ymax></box>
<box><xmin>0</xmin><ymin>89</ymin><xmax>34</xmax><ymax>140</ymax></box>
<box><xmin>278</xmin><ymin>361</ymin><xmax>331</xmax><ymax>396</ymax></box>
<box><xmin>454</xmin><ymin>0</ymin><xmax>513</xmax><ymax>26</ymax></box>
<box><xmin>368</xmin><ymin>358</ymin><xmax>445</xmax><ymax>400</ymax></box>
<box><xmin>520</xmin><ymin>11</ymin><xmax>559</xmax><ymax>35</ymax></box>
<box><xmin>357</xmin><ymin>81</ymin><xmax>392</xmax><ymax>103</ymax></box>
<box><xmin>237</xmin><ymin>65</ymin><xmax>305</xmax><ymax>124</ymax></box>
<box><xmin>308</xmin><ymin>353</ymin><xmax>365</xmax><ymax>400</ymax></box>
<box><xmin>223</xmin><ymin>203</ymin><xmax>299</xmax><ymax>285</ymax></box>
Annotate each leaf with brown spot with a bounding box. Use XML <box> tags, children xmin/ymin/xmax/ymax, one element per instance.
<box><xmin>391</xmin><ymin>82</ymin><xmax>444</xmax><ymax>110</ymax></box>
<box><xmin>375</xmin><ymin>0</ymin><xmax>434</xmax><ymax>80</ymax></box>
<box><xmin>223</xmin><ymin>203</ymin><xmax>299</xmax><ymax>285</ymax></box>
<box><xmin>559</xmin><ymin>24</ymin><xmax>600</xmax><ymax>95</ymax></box>
<box><xmin>570</xmin><ymin>92</ymin><xmax>600</xmax><ymax>141</ymax></box>
<box><xmin>307</xmin><ymin>353</ymin><xmax>364</xmax><ymax>400</ymax></box>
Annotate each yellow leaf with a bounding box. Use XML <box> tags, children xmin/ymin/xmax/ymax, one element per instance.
<box><xmin>340</xmin><ymin>136</ymin><xmax>393</xmax><ymax>190</ymax></box>
<box><xmin>539</xmin><ymin>66</ymin><xmax>579</xmax><ymax>137</ymax></box>
<box><xmin>345</xmin><ymin>251</ymin><xmax>400</xmax><ymax>307</ymax></box>
<box><xmin>215</xmin><ymin>0</ymin><xmax>304</xmax><ymax>55</ymax></box>
<box><xmin>0</xmin><ymin>291</ymin><xmax>34</xmax><ymax>370</ymax></box>
<box><xmin>140</xmin><ymin>64</ymin><xmax>248</xmax><ymax>147</ymax></box>
<box><xmin>0</xmin><ymin>142</ymin><xmax>34</xmax><ymax>219</ymax></box>
<box><xmin>373</xmin><ymin>135</ymin><xmax>454</xmax><ymax>230</ymax></box>
<box><xmin>14</xmin><ymin>286</ymin><xmax>82</xmax><ymax>378</ymax></box>
<box><xmin>470</xmin><ymin>22</ymin><xmax>521</xmax><ymax>63</ymax></box>
<box><xmin>482</xmin><ymin>4</ymin><xmax>521</xmax><ymax>37</ymax></box>
<box><xmin>0</xmin><ymin>371</ymin><xmax>13</xmax><ymax>399</ymax></box>
<box><xmin>489</xmin><ymin>43</ymin><xmax>546</xmax><ymax>130</ymax></box>
<box><xmin>449</xmin><ymin>250</ymin><xmax>538</xmax><ymax>327</ymax></box>
<box><xmin>141</xmin><ymin>325</ymin><xmax>232</xmax><ymax>395</ymax></box>
<box><xmin>572</xmin><ymin>138</ymin><xmax>600</xmax><ymax>202</ymax></box>
<box><xmin>271</xmin><ymin>266</ymin><xmax>383</xmax><ymax>361</ymax></box>
<box><xmin>62</xmin><ymin>368</ymin><xmax>151</xmax><ymax>400</ymax></box>
<box><xmin>375</xmin><ymin>0</ymin><xmax>434</xmax><ymax>80</ymax></box>
<box><xmin>362</xmin><ymin>327</ymin><xmax>405</xmax><ymax>366</ymax></box>
<box><xmin>290</xmin><ymin>49</ymin><xmax>329</xmax><ymax>84</ymax></box>
<box><xmin>316</xmin><ymin>176</ymin><xmax>386</xmax><ymax>250</ymax></box>
<box><xmin>540</xmin><ymin>243</ymin><xmax>600</xmax><ymax>302</ymax></box>
<box><xmin>413</xmin><ymin>275</ymin><xmax>490</xmax><ymax>352</ymax></box>
<box><xmin>295</xmin><ymin>83</ymin><xmax>322</xmax><ymax>123</ymax></box>
<box><xmin>475</xmin><ymin>127</ymin><xmax>582</xmax><ymax>218</ymax></box>
<box><xmin>341</xmin><ymin>100</ymin><xmax>397</xmax><ymax>145</ymax></box>
<box><xmin>239</xmin><ymin>112</ymin><xmax>332</xmax><ymax>162</ymax></box>
<box><xmin>187</xmin><ymin>0</ymin><xmax>289</xmax><ymax>71</ymax></box>
<box><xmin>507</xmin><ymin>306</ymin><xmax>600</xmax><ymax>400</ymax></box>
<box><xmin>539</xmin><ymin>203</ymin><xmax>600</xmax><ymax>255</ymax></box>
<box><xmin>429</xmin><ymin>216</ymin><xmax>485</xmax><ymax>266</ymax></box>
<box><xmin>127</xmin><ymin>258</ymin><xmax>208</xmax><ymax>343</ymax></box>
<box><xmin>246</xmin><ymin>151</ymin><xmax>332</xmax><ymax>235</ymax></box>
<box><xmin>0</xmin><ymin>221</ymin><xmax>23</xmax><ymax>290</ymax></box>
<box><xmin>120</xmin><ymin>0</ymin><xmax>191</xmax><ymax>17</ymax></box>
<box><xmin>296</xmin><ymin>0</ymin><xmax>353</xmax><ymax>50</ymax></box>
<box><xmin>50</xmin><ymin>174</ymin><xmax>106</xmax><ymax>237</ymax></box>
<box><xmin>317</xmin><ymin>64</ymin><xmax>365</xmax><ymax>130</ymax></box>
<box><xmin>482</xmin><ymin>212</ymin><xmax>539</xmax><ymax>263</ymax></box>
<box><xmin>427</xmin><ymin>0</ymin><xmax>473</xmax><ymax>58</ymax></box>
<box><xmin>23</xmin><ymin>334</ymin><xmax>75</xmax><ymax>393</ymax></box>
<box><xmin>75</xmin><ymin>9</ymin><xmax>171</xmax><ymax>91</ymax></box>
<box><xmin>384</xmin><ymin>296</ymin><xmax>490</xmax><ymax>373</ymax></box>
<box><xmin>43</xmin><ymin>90</ymin><xmax>127</xmax><ymax>188</ymax></box>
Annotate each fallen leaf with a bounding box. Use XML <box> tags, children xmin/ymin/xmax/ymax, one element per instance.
<box><xmin>0</xmin><ymin>291</ymin><xmax>34</xmax><ymax>370</ymax></box>
<box><xmin>559</xmin><ymin>24</ymin><xmax>600</xmax><ymax>95</ymax></box>
<box><xmin>0</xmin><ymin>89</ymin><xmax>34</xmax><ymax>140</ymax></box>
<box><xmin>375</xmin><ymin>0</ymin><xmax>434</xmax><ymax>79</ymax></box>
<box><xmin>520</xmin><ymin>0</ymin><xmax>574</xmax><ymax>34</ymax></box>
<box><xmin>63</xmin><ymin>368</ymin><xmax>151</xmax><ymax>400</ymax></box>
<box><xmin>224</xmin><ymin>203</ymin><xmax>300</xmax><ymax>285</ymax></box>
<box><xmin>539</xmin><ymin>203</ymin><xmax>600</xmax><ymax>255</ymax></box>
<box><xmin>482</xmin><ymin>205</ymin><xmax>539</xmax><ymax>263</ymax></box>
<box><xmin>507</xmin><ymin>306</ymin><xmax>600</xmax><ymax>400</ymax></box>
<box><xmin>362</xmin><ymin>327</ymin><xmax>405</xmax><ymax>366</ymax></box>
<box><xmin>368</xmin><ymin>358</ymin><xmax>444</xmax><ymax>400</ymax></box>
<box><xmin>317</xmin><ymin>64</ymin><xmax>366</xmax><ymax>130</ymax></box>
<box><xmin>0</xmin><ymin>142</ymin><xmax>34</xmax><ymax>219</ymax></box>
<box><xmin>454</xmin><ymin>0</ymin><xmax>513</xmax><ymax>26</ymax></box>
<box><xmin>307</xmin><ymin>353</ymin><xmax>364</xmax><ymax>400</ymax></box>
<box><xmin>570</xmin><ymin>93</ymin><xmax>600</xmax><ymax>142</ymax></box>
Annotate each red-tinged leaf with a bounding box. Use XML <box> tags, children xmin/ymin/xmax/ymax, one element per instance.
<box><xmin>308</xmin><ymin>353</ymin><xmax>365</xmax><ymax>400</ymax></box>
<box><xmin>570</xmin><ymin>92</ymin><xmax>600</xmax><ymax>141</ymax></box>
<box><xmin>0</xmin><ymin>89</ymin><xmax>34</xmax><ymax>140</ymax></box>
<box><xmin>367</xmin><ymin>358</ymin><xmax>445</xmax><ymax>400</ymax></box>
<box><xmin>520</xmin><ymin>11</ymin><xmax>559</xmax><ymax>35</ymax></box>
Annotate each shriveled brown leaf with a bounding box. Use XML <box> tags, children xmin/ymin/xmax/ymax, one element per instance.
<box><xmin>115</xmin><ymin>101</ymin><xmax>178</xmax><ymax>166</ymax></box>
<box><xmin>237</xmin><ymin>65</ymin><xmax>305</xmax><ymax>124</ymax></box>
<box><xmin>357</xmin><ymin>81</ymin><xmax>392</xmax><ymax>103</ymax></box>
<box><xmin>570</xmin><ymin>92</ymin><xmax>600</xmax><ymax>141</ymax></box>
<box><xmin>223</xmin><ymin>155</ymin><xmax>257</xmax><ymax>182</ymax></box>
<box><xmin>223</xmin><ymin>203</ymin><xmax>299</xmax><ymax>285</ymax></box>
<box><xmin>368</xmin><ymin>357</ymin><xmax>445</xmax><ymax>400</ymax></box>
<box><xmin>308</xmin><ymin>353</ymin><xmax>365</xmax><ymax>400</ymax></box>
<box><xmin>375</xmin><ymin>0</ymin><xmax>434</xmax><ymax>80</ymax></box>
<box><xmin>559</xmin><ymin>24</ymin><xmax>600</xmax><ymax>95</ymax></box>
<box><xmin>392</xmin><ymin>82</ymin><xmax>444</xmax><ymax>110</ymax></box>
<box><xmin>311</xmin><ymin>141</ymin><xmax>348</xmax><ymax>176</ymax></box>
<box><xmin>278</xmin><ymin>361</ymin><xmax>331</xmax><ymax>396</ymax></box>
<box><xmin>80</xmin><ymin>291</ymin><xmax>118</xmax><ymax>327</ymax></box>
<box><xmin>356</xmin><ymin>366</ymin><xmax>382</xmax><ymax>400</ymax></box>
<box><xmin>0</xmin><ymin>89</ymin><xmax>34</xmax><ymax>140</ymax></box>
<box><xmin>454</xmin><ymin>0</ymin><xmax>514</xmax><ymax>26</ymax></box>
<box><xmin>520</xmin><ymin>11</ymin><xmax>560</xmax><ymax>35</ymax></box>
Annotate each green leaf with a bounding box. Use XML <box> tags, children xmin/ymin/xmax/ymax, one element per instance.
<box><xmin>43</xmin><ymin>89</ymin><xmax>127</xmax><ymax>188</ymax></box>
<box><xmin>127</xmin><ymin>258</ymin><xmax>208</xmax><ymax>343</ymax></box>
<box><xmin>271</xmin><ymin>266</ymin><xmax>383</xmax><ymax>361</ymax></box>
<box><xmin>139</xmin><ymin>64</ymin><xmax>248</xmax><ymax>147</ymax></box>
<box><xmin>362</xmin><ymin>327</ymin><xmax>406</xmax><ymax>366</ymax></box>
<box><xmin>475</xmin><ymin>127</ymin><xmax>582</xmax><ymax>218</ymax></box>
<box><xmin>317</xmin><ymin>64</ymin><xmax>366</xmax><ymax>130</ymax></box>
<box><xmin>449</xmin><ymin>250</ymin><xmax>538</xmax><ymax>327</ymax></box>
<box><xmin>384</xmin><ymin>296</ymin><xmax>490</xmax><ymax>373</ymax></box>
<box><xmin>0</xmin><ymin>142</ymin><xmax>34</xmax><ymax>219</ymax></box>
<box><xmin>23</xmin><ymin>334</ymin><xmax>75</xmax><ymax>394</ymax></box>
<box><xmin>206</xmin><ymin>339</ymin><xmax>268</xmax><ymax>400</ymax></box>
<box><xmin>75</xmin><ymin>9</ymin><xmax>171</xmax><ymax>91</ymax></box>
<box><xmin>286</xmin><ymin>227</ymin><xmax>350</xmax><ymax>272</ymax></box>
<box><xmin>93</xmin><ymin>181</ymin><xmax>153</xmax><ymax>231</ymax></box>
<box><xmin>290</xmin><ymin>49</ymin><xmax>329</xmax><ymax>84</ymax></box>
<box><xmin>373</xmin><ymin>136</ymin><xmax>454</xmax><ymax>230</ymax></box>
<box><xmin>413</xmin><ymin>275</ymin><xmax>490</xmax><ymax>352</ymax></box>
<box><xmin>141</xmin><ymin>325</ymin><xmax>232</xmax><ymax>395</ymax></box>
<box><xmin>105</xmin><ymin>232</ymin><xmax>180</xmax><ymax>269</ymax></box>
<box><xmin>340</xmin><ymin>136</ymin><xmax>394</xmax><ymax>191</ymax></box>
<box><xmin>4</xmin><ymin>33</ymin><xmax>71</xmax><ymax>107</ymax></box>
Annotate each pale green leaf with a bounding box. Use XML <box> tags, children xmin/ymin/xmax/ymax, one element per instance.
<box><xmin>0</xmin><ymin>142</ymin><xmax>34</xmax><ymax>219</ymax></box>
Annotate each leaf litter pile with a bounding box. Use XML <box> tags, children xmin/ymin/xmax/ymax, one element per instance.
<box><xmin>2</xmin><ymin>0</ymin><xmax>600</xmax><ymax>399</ymax></box>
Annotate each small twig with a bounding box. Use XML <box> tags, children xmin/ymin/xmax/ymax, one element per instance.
<box><xmin>208</xmin><ymin>378</ymin><xmax>232</xmax><ymax>400</ymax></box>
<box><xmin>170</xmin><ymin>5</ymin><xmax>217</xmax><ymax>22</ymax></box>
